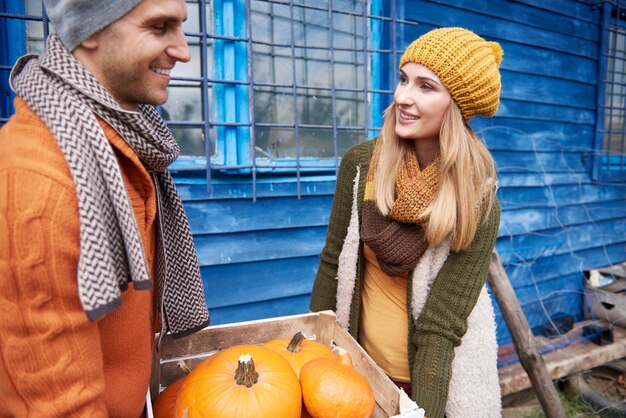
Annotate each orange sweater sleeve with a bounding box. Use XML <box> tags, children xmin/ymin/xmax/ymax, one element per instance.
<box><xmin>0</xmin><ymin>165</ymin><xmax>108</xmax><ymax>414</ymax></box>
<box><xmin>0</xmin><ymin>98</ymin><xmax>108</xmax><ymax>418</ymax></box>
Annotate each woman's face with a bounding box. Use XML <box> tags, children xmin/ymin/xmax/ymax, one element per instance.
<box><xmin>394</xmin><ymin>63</ymin><xmax>452</xmax><ymax>144</ymax></box>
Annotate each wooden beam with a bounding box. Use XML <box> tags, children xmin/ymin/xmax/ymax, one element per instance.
<box><xmin>499</xmin><ymin>321</ymin><xmax>626</xmax><ymax>396</ymax></box>
<box><xmin>488</xmin><ymin>250</ymin><xmax>566</xmax><ymax>418</ymax></box>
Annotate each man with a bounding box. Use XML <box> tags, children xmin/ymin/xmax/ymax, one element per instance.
<box><xmin>0</xmin><ymin>0</ymin><xmax>209</xmax><ymax>416</ymax></box>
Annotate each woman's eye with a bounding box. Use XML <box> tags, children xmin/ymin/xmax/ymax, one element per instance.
<box><xmin>399</xmin><ymin>75</ymin><xmax>408</xmax><ymax>84</ymax></box>
<box><xmin>420</xmin><ymin>83</ymin><xmax>433</xmax><ymax>91</ymax></box>
<box><xmin>153</xmin><ymin>23</ymin><xmax>167</xmax><ymax>32</ymax></box>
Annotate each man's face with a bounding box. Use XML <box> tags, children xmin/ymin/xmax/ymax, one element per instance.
<box><xmin>84</xmin><ymin>0</ymin><xmax>190</xmax><ymax>110</ymax></box>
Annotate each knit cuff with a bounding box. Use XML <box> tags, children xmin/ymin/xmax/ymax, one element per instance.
<box><xmin>411</xmin><ymin>333</ymin><xmax>456</xmax><ymax>418</ymax></box>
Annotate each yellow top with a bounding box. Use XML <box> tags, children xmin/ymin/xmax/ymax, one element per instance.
<box><xmin>358</xmin><ymin>244</ymin><xmax>410</xmax><ymax>382</ymax></box>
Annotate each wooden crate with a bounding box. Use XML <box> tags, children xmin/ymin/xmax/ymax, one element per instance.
<box><xmin>151</xmin><ymin>311</ymin><xmax>404</xmax><ymax>417</ymax></box>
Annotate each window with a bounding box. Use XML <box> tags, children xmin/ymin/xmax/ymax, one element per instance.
<box><xmin>594</xmin><ymin>0</ymin><xmax>626</xmax><ymax>181</ymax></box>
<box><xmin>0</xmin><ymin>0</ymin><xmax>414</xmax><ymax>195</ymax></box>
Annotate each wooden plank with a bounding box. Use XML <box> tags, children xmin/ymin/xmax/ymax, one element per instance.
<box><xmin>207</xmin><ymin>294</ymin><xmax>311</xmax><ymax>326</ymax></box>
<box><xmin>422</xmin><ymin>0</ymin><xmax>598</xmax><ymax>41</ymax></box>
<box><xmin>498</xmin><ymin>172</ymin><xmax>590</xmax><ymax>187</ymax></box>
<box><xmin>194</xmin><ymin>226</ymin><xmax>326</xmax><ymax>266</ymax></box>
<box><xmin>185</xmin><ymin>195</ymin><xmax>332</xmax><ymax>234</ymax></box>
<box><xmin>487</xmin><ymin>99</ymin><xmax>596</xmax><ymax>123</ymax></box>
<box><xmin>493</xmin><ymin>277</ymin><xmax>585</xmax><ymax>345</ymax></box>
<box><xmin>404</xmin><ymin>2</ymin><xmax>598</xmax><ymax>58</ymax></box>
<box><xmin>501</xmin><ymin>242</ymin><xmax>626</xmax><ymax>287</ymax></box>
<box><xmin>495</xmin><ymin>42</ymin><xmax>596</xmax><ymax>84</ymax></box>
<box><xmin>475</xmin><ymin>118</ymin><xmax>595</xmax><ymax>151</ymax></box>
<box><xmin>174</xmin><ymin>178</ymin><xmax>337</xmax><ymax>201</ymax></box>
<box><xmin>201</xmin><ymin>256</ymin><xmax>318</xmax><ymax>308</ymax></box>
<box><xmin>493</xmin><ymin>150</ymin><xmax>587</xmax><ymax>173</ymax></box>
<box><xmin>500</xmin><ymin>72</ymin><xmax>596</xmax><ymax>109</ymax></box>
<box><xmin>499</xmin><ymin>200</ymin><xmax>626</xmax><ymax>236</ymax></box>
<box><xmin>499</xmin><ymin>320</ymin><xmax>626</xmax><ymax>396</ymax></box>
<box><xmin>509</xmin><ymin>0</ymin><xmax>598</xmax><ymax>23</ymax></box>
<box><xmin>499</xmin><ymin>184</ymin><xmax>625</xmax><ymax>210</ymax></box>
<box><xmin>497</xmin><ymin>217</ymin><xmax>626</xmax><ymax>263</ymax></box>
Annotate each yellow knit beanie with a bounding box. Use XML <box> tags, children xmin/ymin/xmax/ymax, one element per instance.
<box><xmin>399</xmin><ymin>27</ymin><xmax>503</xmax><ymax>121</ymax></box>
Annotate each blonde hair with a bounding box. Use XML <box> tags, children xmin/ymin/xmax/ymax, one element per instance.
<box><xmin>374</xmin><ymin>101</ymin><xmax>496</xmax><ymax>251</ymax></box>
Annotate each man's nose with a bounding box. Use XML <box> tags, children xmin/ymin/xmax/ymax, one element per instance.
<box><xmin>168</xmin><ymin>28</ymin><xmax>191</xmax><ymax>63</ymax></box>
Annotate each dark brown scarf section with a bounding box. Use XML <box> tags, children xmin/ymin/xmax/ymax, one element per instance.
<box><xmin>361</xmin><ymin>139</ymin><xmax>440</xmax><ymax>276</ymax></box>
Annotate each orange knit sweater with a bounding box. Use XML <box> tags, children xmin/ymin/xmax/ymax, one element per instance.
<box><xmin>0</xmin><ymin>98</ymin><xmax>157</xmax><ymax>417</ymax></box>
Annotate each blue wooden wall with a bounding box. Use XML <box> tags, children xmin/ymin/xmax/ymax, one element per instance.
<box><xmin>177</xmin><ymin>0</ymin><xmax>626</xmax><ymax>345</ymax></box>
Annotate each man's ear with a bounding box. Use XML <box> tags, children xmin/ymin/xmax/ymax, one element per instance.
<box><xmin>80</xmin><ymin>34</ymin><xmax>98</xmax><ymax>50</ymax></box>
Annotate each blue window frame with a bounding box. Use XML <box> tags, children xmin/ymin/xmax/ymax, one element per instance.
<box><xmin>0</xmin><ymin>0</ymin><xmax>416</xmax><ymax>196</ymax></box>
<box><xmin>594</xmin><ymin>0</ymin><xmax>626</xmax><ymax>181</ymax></box>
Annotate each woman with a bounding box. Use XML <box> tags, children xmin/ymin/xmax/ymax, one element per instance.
<box><xmin>310</xmin><ymin>27</ymin><xmax>503</xmax><ymax>418</ymax></box>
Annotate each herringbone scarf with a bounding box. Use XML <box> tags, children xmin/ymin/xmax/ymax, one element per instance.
<box><xmin>361</xmin><ymin>139</ymin><xmax>439</xmax><ymax>276</ymax></box>
<box><xmin>10</xmin><ymin>35</ymin><xmax>209</xmax><ymax>338</ymax></box>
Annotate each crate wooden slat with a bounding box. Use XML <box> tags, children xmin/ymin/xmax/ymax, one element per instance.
<box><xmin>152</xmin><ymin>311</ymin><xmax>402</xmax><ymax>417</ymax></box>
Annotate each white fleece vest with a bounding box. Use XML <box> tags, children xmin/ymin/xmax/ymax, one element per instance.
<box><xmin>335</xmin><ymin>169</ymin><xmax>502</xmax><ymax>418</ymax></box>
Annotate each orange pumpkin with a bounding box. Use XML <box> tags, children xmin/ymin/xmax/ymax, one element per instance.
<box><xmin>262</xmin><ymin>332</ymin><xmax>337</xmax><ymax>378</ymax></box>
<box><xmin>174</xmin><ymin>344</ymin><xmax>302</xmax><ymax>418</ymax></box>
<box><xmin>300</xmin><ymin>352</ymin><xmax>375</xmax><ymax>418</ymax></box>
<box><xmin>153</xmin><ymin>377</ymin><xmax>185</xmax><ymax>418</ymax></box>
<box><xmin>153</xmin><ymin>360</ymin><xmax>195</xmax><ymax>418</ymax></box>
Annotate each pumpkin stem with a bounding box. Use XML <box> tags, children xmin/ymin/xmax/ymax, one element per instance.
<box><xmin>177</xmin><ymin>360</ymin><xmax>193</xmax><ymax>375</ymax></box>
<box><xmin>287</xmin><ymin>332</ymin><xmax>307</xmax><ymax>353</ymax></box>
<box><xmin>338</xmin><ymin>353</ymin><xmax>353</xmax><ymax>367</ymax></box>
<box><xmin>235</xmin><ymin>354</ymin><xmax>259</xmax><ymax>388</ymax></box>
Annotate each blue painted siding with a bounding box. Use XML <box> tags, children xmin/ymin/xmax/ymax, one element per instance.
<box><xmin>177</xmin><ymin>0</ymin><xmax>625</xmax><ymax>347</ymax></box>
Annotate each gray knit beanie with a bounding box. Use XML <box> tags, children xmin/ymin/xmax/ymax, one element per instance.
<box><xmin>44</xmin><ymin>0</ymin><xmax>142</xmax><ymax>51</ymax></box>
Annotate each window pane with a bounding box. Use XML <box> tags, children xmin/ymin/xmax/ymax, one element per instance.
<box><xmin>250</xmin><ymin>0</ymin><xmax>366</xmax><ymax>161</ymax></box>
<box><xmin>251</xmin><ymin>1</ymin><xmax>291</xmax><ymax>45</ymax></box>
<box><xmin>294</xmin><ymin>7</ymin><xmax>328</xmax><ymax>49</ymax></box>
<box><xmin>298</xmin><ymin>88</ymin><xmax>332</xmax><ymax>126</ymax></box>
<box><xmin>335</xmin><ymin>91</ymin><xmax>365</xmax><ymax>127</ymax></box>
<box><xmin>334</xmin><ymin>50</ymin><xmax>364</xmax><ymax>90</ymax></box>
<box><xmin>25</xmin><ymin>0</ymin><xmax>45</xmax><ymax>55</ymax></box>
<box><xmin>295</xmin><ymin>47</ymin><xmax>330</xmax><ymax>88</ymax></box>
<box><xmin>333</xmin><ymin>0</ymin><xmax>365</xmax><ymax>14</ymax></box>
<box><xmin>255</xmin><ymin>127</ymin><xmax>294</xmax><ymax>159</ymax></box>
<box><xmin>171</xmin><ymin>127</ymin><xmax>206</xmax><ymax>157</ymax></box>
<box><xmin>336</xmin><ymin>129</ymin><xmax>363</xmax><ymax>156</ymax></box>
<box><xmin>163</xmin><ymin>85</ymin><xmax>203</xmax><ymax>122</ymax></box>
<box><xmin>333</xmin><ymin>12</ymin><xmax>364</xmax><ymax>50</ymax></box>
<box><xmin>299</xmin><ymin>127</ymin><xmax>334</xmax><ymax>158</ymax></box>
<box><xmin>603</xmin><ymin>26</ymin><xmax>626</xmax><ymax>160</ymax></box>
<box><xmin>254</xmin><ymin>86</ymin><xmax>295</xmax><ymax>125</ymax></box>
<box><xmin>184</xmin><ymin>1</ymin><xmax>201</xmax><ymax>33</ymax></box>
<box><xmin>172</xmin><ymin>37</ymin><xmax>202</xmax><ymax>78</ymax></box>
<box><xmin>26</xmin><ymin>0</ymin><xmax>42</xmax><ymax>15</ymax></box>
<box><xmin>252</xmin><ymin>44</ymin><xmax>293</xmax><ymax>85</ymax></box>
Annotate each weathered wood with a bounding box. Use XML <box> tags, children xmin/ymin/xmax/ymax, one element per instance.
<box><xmin>499</xmin><ymin>320</ymin><xmax>626</xmax><ymax>395</ymax></box>
<box><xmin>597</xmin><ymin>262</ymin><xmax>626</xmax><ymax>279</ymax></box>
<box><xmin>488</xmin><ymin>250</ymin><xmax>566</xmax><ymax>418</ymax></box>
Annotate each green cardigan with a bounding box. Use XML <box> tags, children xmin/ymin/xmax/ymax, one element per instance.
<box><xmin>310</xmin><ymin>139</ymin><xmax>500</xmax><ymax>418</ymax></box>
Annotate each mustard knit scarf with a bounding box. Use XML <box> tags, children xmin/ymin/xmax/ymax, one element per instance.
<box><xmin>361</xmin><ymin>139</ymin><xmax>440</xmax><ymax>275</ymax></box>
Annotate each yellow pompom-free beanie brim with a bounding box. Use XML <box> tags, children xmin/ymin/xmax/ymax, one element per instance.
<box><xmin>399</xmin><ymin>27</ymin><xmax>503</xmax><ymax>121</ymax></box>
